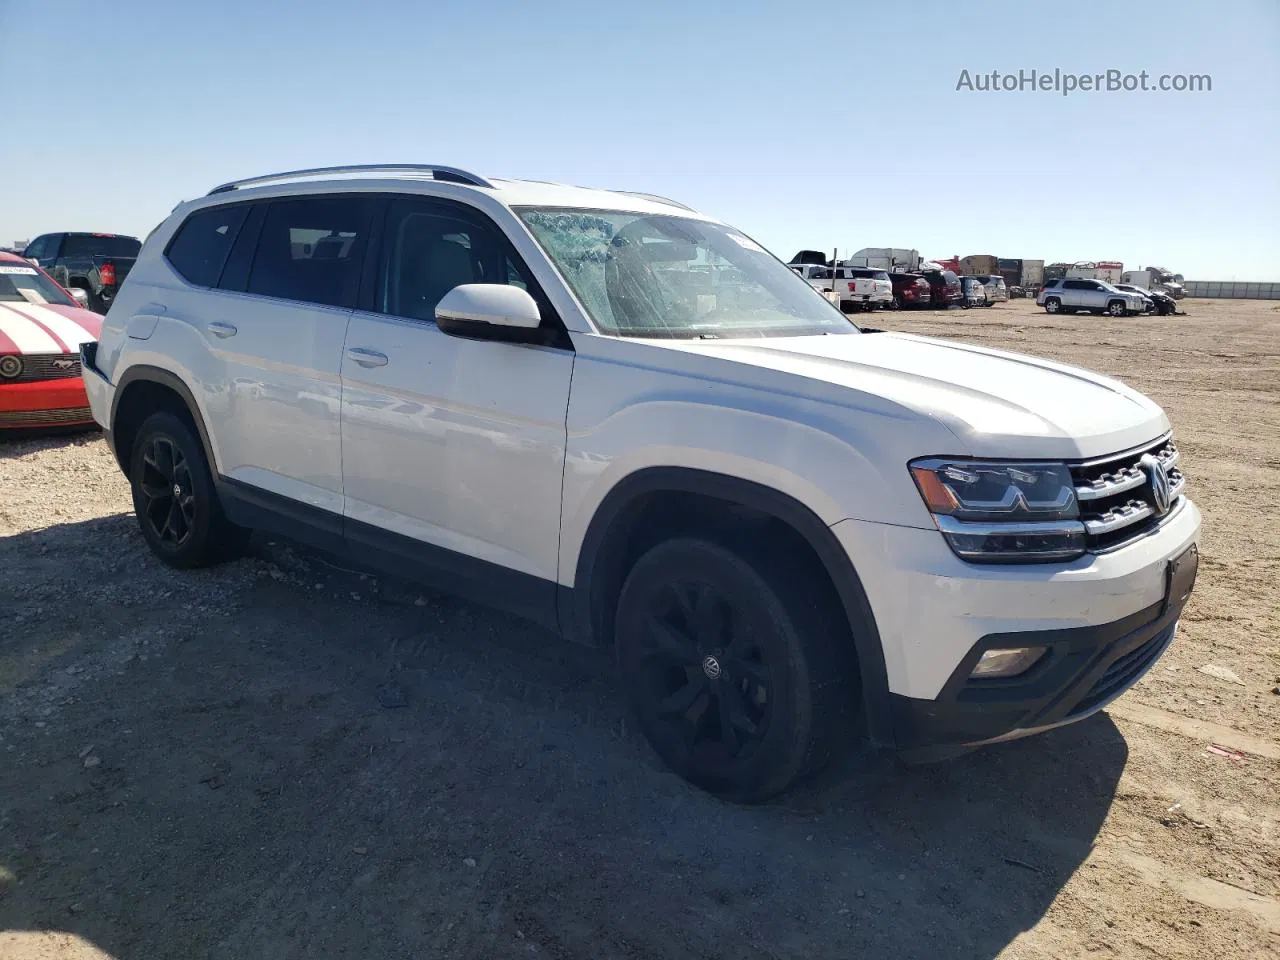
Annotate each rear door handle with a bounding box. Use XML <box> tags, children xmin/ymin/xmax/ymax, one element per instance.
<box><xmin>207</xmin><ymin>321</ymin><xmax>238</xmax><ymax>339</ymax></box>
<box><xmin>347</xmin><ymin>347</ymin><xmax>389</xmax><ymax>368</ymax></box>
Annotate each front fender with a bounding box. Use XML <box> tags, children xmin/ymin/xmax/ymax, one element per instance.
<box><xmin>557</xmin><ymin>348</ymin><xmax>950</xmax><ymax>588</ymax></box>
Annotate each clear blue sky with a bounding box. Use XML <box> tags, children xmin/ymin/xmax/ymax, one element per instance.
<box><xmin>1</xmin><ymin>0</ymin><xmax>1277</xmax><ymax>279</ymax></box>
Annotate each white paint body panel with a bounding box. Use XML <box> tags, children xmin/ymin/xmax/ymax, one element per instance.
<box><xmin>340</xmin><ymin>311</ymin><xmax>572</xmax><ymax>581</ymax></box>
<box><xmin>833</xmin><ymin>499</ymin><xmax>1201</xmax><ymax>699</ymax></box>
<box><xmin>91</xmin><ymin>171</ymin><xmax>1201</xmax><ymax>711</ymax></box>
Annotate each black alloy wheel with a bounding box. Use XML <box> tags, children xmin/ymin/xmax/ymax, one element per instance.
<box><xmin>138</xmin><ymin>435</ymin><xmax>196</xmax><ymax>549</ymax></box>
<box><xmin>632</xmin><ymin>578</ymin><xmax>772</xmax><ymax>768</ymax></box>
<box><xmin>129</xmin><ymin>410</ymin><xmax>248</xmax><ymax>568</ymax></box>
<box><xmin>616</xmin><ymin>537</ymin><xmax>853</xmax><ymax>802</ymax></box>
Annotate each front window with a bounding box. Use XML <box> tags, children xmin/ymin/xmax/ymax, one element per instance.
<box><xmin>0</xmin><ymin>263</ymin><xmax>75</xmax><ymax>307</ymax></box>
<box><xmin>517</xmin><ymin>208</ymin><xmax>857</xmax><ymax>339</ymax></box>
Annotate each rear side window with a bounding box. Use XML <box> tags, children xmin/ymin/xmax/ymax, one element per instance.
<box><xmin>247</xmin><ymin>197</ymin><xmax>373</xmax><ymax>308</ymax></box>
<box><xmin>166</xmin><ymin>206</ymin><xmax>250</xmax><ymax>287</ymax></box>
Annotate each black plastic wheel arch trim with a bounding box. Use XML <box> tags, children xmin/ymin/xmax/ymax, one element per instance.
<box><xmin>563</xmin><ymin>466</ymin><xmax>895</xmax><ymax>748</ymax></box>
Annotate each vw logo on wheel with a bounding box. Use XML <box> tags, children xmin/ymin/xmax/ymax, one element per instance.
<box><xmin>1141</xmin><ymin>453</ymin><xmax>1172</xmax><ymax>516</ymax></box>
<box><xmin>701</xmin><ymin>655</ymin><xmax>722</xmax><ymax>681</ymax></box>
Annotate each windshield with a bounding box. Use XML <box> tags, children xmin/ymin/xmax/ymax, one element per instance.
<box><xmin>0</xmin><ymin>263</ymin><xmax>76</xmax><ymax>307</ymax></box>
<box><xmin>517</xmin><ymin>208</ymin><xmax>858</xmax><ymax>339</ymax></box>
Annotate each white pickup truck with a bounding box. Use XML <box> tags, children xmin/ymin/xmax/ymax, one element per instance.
<box><xmin>789</xmin><ymin>264</ymin><xmax>893</xmax><ymax>312</ymax></box>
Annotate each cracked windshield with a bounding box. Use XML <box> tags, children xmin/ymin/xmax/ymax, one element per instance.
<box><xmin>519</xmin><ymin>209</ymin><xmax>857</xmax><ymax>338</ymax></box>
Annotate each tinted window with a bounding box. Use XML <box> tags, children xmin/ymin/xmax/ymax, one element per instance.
<box><xmin>378</xmin><ymin>200</ymin><xmax>534</xmax><ymax>321</ymax></box>
<box><xmin>247</xmin><ymin>197</ymin><xmax>372</xmax><ymax>308</ymax></box>
<box><xmin>1063</xmin><ymin>280</ymin><xmax>1088</xmax><ymax>290</ymax></box>
<box><xmin>166</xmin><ymin>205</ymin><xmax>249</xmax><ymax>287</ymax></box>
<box><xmin>62</xmin><ymin>234</ymin><xmax>141</xmax><ymax>258</ymax></box>
<box><xmin>25</xmin><ymin>235</ymin><xmax>56</xmax><ymax>260</ymax></box>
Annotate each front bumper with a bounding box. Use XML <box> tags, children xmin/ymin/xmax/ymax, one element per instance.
<box><xmin>891</xmin><ymin>592</ymin><xmax>1187</xmax><ymax>760</ymax></box>
<box><xmin>0</xmin><ymin>377</ymin><xmax>94</xmax><ymax>429</ymax></box>
<box><xmin>830</xmin><ymin>497</ymin><xmax>1201</xmax><ymax>752</ymax></box>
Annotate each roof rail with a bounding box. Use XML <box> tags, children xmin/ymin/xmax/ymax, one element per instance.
<box><xmin>612</xmin><ymin>190</ymin><xmax>696</xmax><ymax>212</ymax></box>
<box><xmin>206</xmin><ymin>164</ymin><xmax>493</xmax><ymax>196</ymax></box>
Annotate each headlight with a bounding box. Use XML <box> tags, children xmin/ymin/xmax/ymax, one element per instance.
<box><xmin>910</xmin><ymin>458</ymin><xmax>1086</xmax><ymax>563</ymax></box>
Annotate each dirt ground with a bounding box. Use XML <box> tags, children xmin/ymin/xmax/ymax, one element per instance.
<box><xmin>1</xmin><ymin>298</ymin><xmax>1277</xmax><ymax>960</ymax></box>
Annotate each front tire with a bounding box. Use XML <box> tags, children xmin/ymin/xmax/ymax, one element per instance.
<box><xmin>128</xmin><ymin>411</ymin><xmax>247</xmax><ymax>568</ymax></box>
<box><xmin>615</xmin><ymin>537</ymin><xmax>854</xmax><ymax>802</ymax></box>
<box><xmin>1107</xmin><ymin>300</ymin><xmax>1126</xmax><ymax>317</ymax></box>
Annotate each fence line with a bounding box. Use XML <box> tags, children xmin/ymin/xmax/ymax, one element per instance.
<box><xmin>1183</xmin><ymin>281</ymin><xmax>1280</xmax><ymax>300</ymax></box>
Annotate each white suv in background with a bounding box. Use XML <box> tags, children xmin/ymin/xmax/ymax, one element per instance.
<box><xmin>82</xmin><ymin>164</ymin><xmax>1200</xmax><ymax>801</ymax></box>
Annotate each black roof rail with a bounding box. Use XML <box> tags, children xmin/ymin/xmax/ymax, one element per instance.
<box><xmin>207</xmin><ymin>164</ymin><xmax>493</xmax><ymax>196</ymax></box>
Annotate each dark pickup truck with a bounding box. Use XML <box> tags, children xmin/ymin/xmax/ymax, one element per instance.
<box><xmin>21</xmin><ymin>232</ymin><xmax>140</xmax><ymax>314</ymax></box>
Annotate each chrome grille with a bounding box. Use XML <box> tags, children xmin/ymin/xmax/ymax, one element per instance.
<box><xmin>1071</xmin><ymin>436</ymin><xmax>1185</xmax><ymax>551</ymax></box>
<box><xmin>0</xmin><ymin>353</ymin><xmax>82</xmax><ymax>383</ymax></box>
<box><xmin>0</xmin><ymin>406</ymin><xmax>93</xmax><ymax>427</ymax></box>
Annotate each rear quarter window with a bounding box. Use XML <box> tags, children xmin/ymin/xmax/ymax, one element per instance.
<box><xmin>165</xmin><ymin>206</ymin><xmax>251</xmax><ymax>287</ymax></box>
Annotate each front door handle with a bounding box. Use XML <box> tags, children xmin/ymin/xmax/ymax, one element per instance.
<box><xmin>207</xmin><ymin>321</ymin><xmax>238</xmax><ymax>339</ymax></box>
<box><xmin>347</xmin><ymin>347</ymin><xmax>389</xmax><ymax>368</ymax></box>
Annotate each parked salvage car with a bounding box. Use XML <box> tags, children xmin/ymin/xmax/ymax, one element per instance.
<box><xmin>974</xmin><ymin>274</ymin><xmax>1009</xmax><ymax>303</ymax></box>
<box><xmin>959</xmin><ymin>276</ymin><xmax>988</xmax><ymax>309</ymax></box>
<box><xmin>1114</xmin><ymin>283</ymin><xmax>1176</xmax><ymax>316</ymax></box>
<box><xmin>1037</xmin><ymin>278</ymin><xmax>1147</xmax><ymax>317</ymax></box>
<box><xmin>889</xmin><ymin>272</ymin><xmax>932</xmax><ymax>308</ymax></box>
<box><xmin>922</xmin><ymin>268</ymin><xmax>963</xmax><ymax>309</ymax></box>
<box><xmin>21</xmin><ymin>232</ymin><xmax>140</xmax><ymax>314</ymax></box>
<box><xmin>0</xmin><ymin>252</ymin><xmax>101</xmax><ymax>429</ymax></box>
<box><xmin>837</xmin><ymin>267</ymin><xmax>894</xmax><ymax>312</ymax></box>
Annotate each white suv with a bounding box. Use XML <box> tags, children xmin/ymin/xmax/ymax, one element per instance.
<box><xmin>81</xmin><ymin>164</ymin><xmax>1200</xmax><ymax>801</ymax></box>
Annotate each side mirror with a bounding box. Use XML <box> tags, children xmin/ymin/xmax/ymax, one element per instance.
<box><xmin>26</xmin><ymin>257</ymin><xmax>39</xmax><ymax>266</ymax></box>
<box><xmin>69</xmin><ymin>288</ymin><xmax>91</xmax><ymax>308</ymax></box>
<box><xmin>435</xmin><ymin>284</ymin><xmax>542</xmax><ymax>341</ymax></box>
<box><xmin>52</xmin><ymin>265</ymin><xmax>72</xmax><ymax>287</ymax></box>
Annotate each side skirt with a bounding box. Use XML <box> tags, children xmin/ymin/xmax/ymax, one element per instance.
<box><xmin>216</xmin><ymin>477</ymin><xmax>562</xmax><ymax>632</ymax></box>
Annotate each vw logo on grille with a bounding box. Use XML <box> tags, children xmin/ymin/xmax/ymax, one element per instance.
<box><xmin>701</xmin><ymin>655</ymin><xmax>722</xmax><ymax>681</ymax></box>
<box><xmin>1141</xmin><ymin>453</ymin><xmax>1172</xmax><ymax>516</ymax></box>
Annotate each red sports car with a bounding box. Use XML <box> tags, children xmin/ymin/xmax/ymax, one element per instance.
<box><xmin>0</xmin><ymin>251</ymin><xmax>102</xmax><ymax>430</ymax></box>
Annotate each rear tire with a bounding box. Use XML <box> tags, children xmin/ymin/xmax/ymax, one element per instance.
<box><xmin>128</xmin><ymin>411</ymin><xmax>248</xmax><ymax>569</ymax></box>
<box><xmin>1043</xmin><ymin>297</ymin><xmax>1062</xmax><ymax>314</ymax></box>
<box><xmin>615</xmin><ymin>537</ymin><xmax>855</xmax><ymax>803</ymax></box>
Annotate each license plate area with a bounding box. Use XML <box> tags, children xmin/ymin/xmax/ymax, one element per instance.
<box><xmin>1164</xmin><ymin>543</ymin><xmax>1198</xmax><ymax>615</ymax></box>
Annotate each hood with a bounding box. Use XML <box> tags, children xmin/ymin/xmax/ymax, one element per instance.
<box><xmin>0</xmin><ymin>301</ymin><xmax>101</xmax><ymax>355</ymax></box>
<box><xmin>661</xmin><ymin>331</ymin><xmax>1169</xmax><ymax>459</ymax></box>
